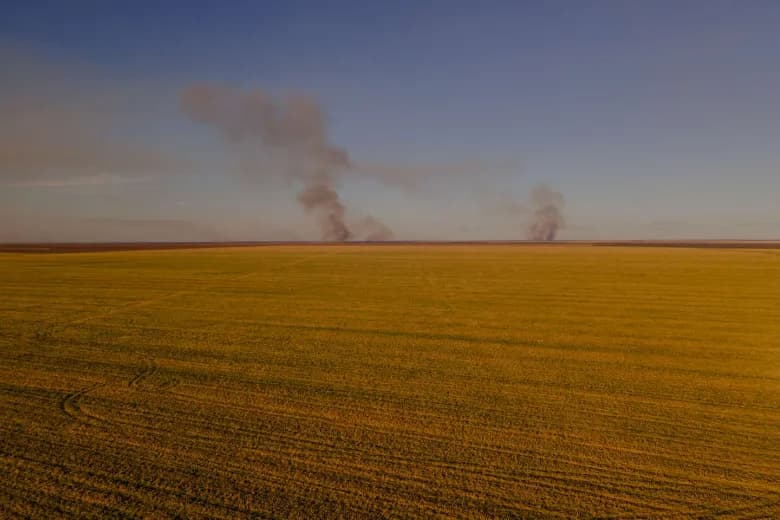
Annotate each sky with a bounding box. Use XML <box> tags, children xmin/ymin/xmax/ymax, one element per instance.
<box><xmin>1</xmin><ymin>0</ymin><xmax>779</xmax><ymax>241</ymax></box>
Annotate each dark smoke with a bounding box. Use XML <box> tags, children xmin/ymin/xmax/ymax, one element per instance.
<box><xmin>527</xmin><ymin>184</ymin><xmax>565</xmax><ymax>241</ymax></box>
<box><xmin>297</xmin><ymin>182</ymin><xmax>351</xmax><ymax>241</ymax></box>
<box><xmin>180</xmin><ymin>84</ymin><xmax>390</xmax><ymax>241</ymax></box>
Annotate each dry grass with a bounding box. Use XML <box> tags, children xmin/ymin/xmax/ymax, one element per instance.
<box><xmin>1</xmin><ymin>244</ymin><xmax>779</xmax><ymax>518</ymax></box>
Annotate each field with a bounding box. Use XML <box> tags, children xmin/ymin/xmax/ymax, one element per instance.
<box><xmin>1</xmin><ymin>244</ymin><xmax>779</xmax><ymax>518</ymax></box>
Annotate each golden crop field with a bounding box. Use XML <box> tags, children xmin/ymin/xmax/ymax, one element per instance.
<box><xmin>1</xmin><ymin>244</ymin><xmax>779</xmax><ymax>519</ymax></box>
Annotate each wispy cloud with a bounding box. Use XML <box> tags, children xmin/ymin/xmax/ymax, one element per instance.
<box><xmin>4</xmin><ymin>174</ymin><xmax>153</xmax><ymax>188</ymax></box>
<box><xmin>0</xmin><ymin>47</ymin><xmax>184</xmax><ymax>185</ymax></box>
<box><xmin>79</xmin><ymin>217</ymin><xmax>227</xmax><ymax>241</ymax></box>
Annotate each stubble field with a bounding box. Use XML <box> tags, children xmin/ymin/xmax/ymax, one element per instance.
<box><xmin>1</xmin><ymin>244</ymin><xmax>779</xmax><ymax>518</ymax></box>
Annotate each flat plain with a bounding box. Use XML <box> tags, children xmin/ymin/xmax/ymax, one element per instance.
<box><xmin>1</xmin><ymin>244</ymin><xmax>779</xmax><ymax>518</ymax></box>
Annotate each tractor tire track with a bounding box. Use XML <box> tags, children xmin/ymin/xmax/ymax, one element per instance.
<box><xmin>59</xmin><ymin>383</ymin><xmax>107</xmax><ymax>427</ymax></box>
<box><xmin>127</xmin><ymin>358</ymin><xmax>158</xmax><ymax>388</ymax></box>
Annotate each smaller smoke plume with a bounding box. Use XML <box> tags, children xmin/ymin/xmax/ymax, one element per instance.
<box><xmin>355</xmin><ymin>216</ymin><xmax>395</xmax><ymax>241</ymax></box>
<box><xmin>527</xmin><ymin>184</ymin><xmax>565</xmax><ymax>241</ymax></box>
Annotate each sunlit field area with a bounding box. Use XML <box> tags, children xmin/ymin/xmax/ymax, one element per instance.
<box><xmin>1</xmin><ymin>245</ymin><xmax>779</xmax><ymax>518</ymax></box>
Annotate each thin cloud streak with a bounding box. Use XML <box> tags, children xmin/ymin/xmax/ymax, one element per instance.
<box><xmin>4</xmin><ymin>174</ymin><xmax>153</xmax><ymax>188</ymax></box>
<box><xmin>0</xmin><ymin>48</ymin><xmax>185</xmax><ymax>184</ymax></box>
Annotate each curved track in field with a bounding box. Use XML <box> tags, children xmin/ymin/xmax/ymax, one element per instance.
<box><xmin>127</xmin><ymin>358</ymin><xmax>158</xmax><ymax>388</ymax></box>
<box><xmin>60</xmin><ymin>383</ymin><xmax>107</xmax><ymax>427</ymax></box>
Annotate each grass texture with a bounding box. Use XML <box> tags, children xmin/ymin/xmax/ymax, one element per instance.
<box><xmin>1</xmin><ymin>244</ymin><xmax>779</xmax><ymax>518</ymax></box>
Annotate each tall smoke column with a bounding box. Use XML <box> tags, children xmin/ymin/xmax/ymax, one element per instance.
<box><xmin>527</xmin><ymin>184</ymin><xmax>565</xmax><ymax>241</ymax></box>
<box><xmin>180</xmin><ymin>84</ymin><xmax>383</xmax><ymax>241</ymax></box>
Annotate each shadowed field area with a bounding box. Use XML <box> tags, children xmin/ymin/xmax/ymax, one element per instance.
<box><xmin>1</xmin><ymin>245</ymin><xmax>779</xmax><ymax>518</ymax></box>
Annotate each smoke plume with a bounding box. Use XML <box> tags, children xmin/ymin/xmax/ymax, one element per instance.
<box><xmin>354</xmin><ymin>216</ymin><xmax>395</xmax><ymax>241</ymax></box>
<box><xmin>180</xmin><ymin>84</ymin><xmax>390</xmax><ymax>241</ymax></box>
<box><xmin>527</xmin><ymin>184</ymin><xmax>565</xmax><ymax>241</ymax></box>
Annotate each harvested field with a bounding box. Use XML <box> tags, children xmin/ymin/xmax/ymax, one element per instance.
<box><xmin>1</xmin><ymin>244</ymin><xmax>779</xmax><ymax>518</ymax></box>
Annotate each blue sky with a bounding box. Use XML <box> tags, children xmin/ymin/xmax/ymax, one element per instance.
<box><xmin>1</xmin><ymin>1</ymin><xmax>779</xmax><ymax>240</ymax></box>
